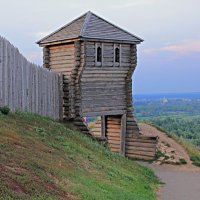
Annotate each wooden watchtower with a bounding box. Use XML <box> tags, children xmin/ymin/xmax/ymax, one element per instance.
<box><xmin>37</xmin><ymin>11</ymin><xmax>157</xmax><ymax>160</ymax></box>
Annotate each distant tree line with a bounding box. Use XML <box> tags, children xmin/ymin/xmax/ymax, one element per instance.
<box><xmin>134</xmin><ymin>98</ymin><xmax>200</xmax><ymax>147</ymax></box>
<box><xmin>150</xmin><ymin>117</ymin><xmax>200</xmax><ymax>147</ymax></box>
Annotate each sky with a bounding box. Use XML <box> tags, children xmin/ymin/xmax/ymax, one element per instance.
<box><xmin>0</xmin><ymin>0</ymin><xmax>200</xmax><ymax>94</ymax></box>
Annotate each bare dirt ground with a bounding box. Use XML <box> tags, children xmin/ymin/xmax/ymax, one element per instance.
<box><xmin>138</xmin><ymin>123</ymin><xmax>200</xmax><ymax>200</ymax></box>
<box><xmin>139</xmin><ymin>123</ymin><xmax>200</xmax><ymax>171</ymax></box>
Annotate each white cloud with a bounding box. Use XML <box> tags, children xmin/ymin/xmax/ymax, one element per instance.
<box><xmin>25</xmin><ymin>51</ymin><xmax>43</xmax><ymax>65</ymax></box>
<box><xmin>143</xmin><ymin>39</ymin><xmax>200</xmax><ymax>54</ymax></box>
<box><xmin>34</xmin><ymin>31</ymin><xmax>51</xmax><ymax>39</ymax></box>
<box><xmin>113</xmin><ymin>0</ymin><xmax>157</xmax><ymax>8</ymax></box>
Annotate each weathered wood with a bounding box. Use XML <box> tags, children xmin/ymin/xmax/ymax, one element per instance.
<box><xmin>126</xmin><ymin>141</ymin><xmax>156</xmax><ymax>148</ymax></box>
<box><xmin>36</xmin><ymin>12</ymin><xmax>157</xmax><ymax>161</ymax></box>
<box><xmin>101</xmin><ymin>115</ymin><xmax>106</xmax><ymax>138</ymax></box>
<box><xmin>120</xmin><ymin>114</ymin><xmax>126</xmax><ymax>155</ymax></box>
<box><xmin>126</xmin><ymin>138</ymin><xmax>157</xmax><ymax>144</ymax></box>
<box><xmin>82</xmin><ymin>106</ymin><xmax>126</xmax><ymax>113</ymax></box>
<box><xmin>126</xmin><ymin>154</ymin><xmax>155</xmax><ymax>161</ymax></box>
<box><xmin>126</xmin><ymin>149</ymin><xmax>155</xmax><ymax>156</ymax></box>
<box><xmin>0</xmin><ymin>36</ymin><xmax>62</xmax><ymax>120</ymax></box>
<box><xmin>126</xmin><ymin>146</ymin><xmax>156</xmax><ymax>152</ymax></box>
<box><xmin>105</xmin><ymin>116</ymin><xmax>122</xmax><ymax>153</ymax></box>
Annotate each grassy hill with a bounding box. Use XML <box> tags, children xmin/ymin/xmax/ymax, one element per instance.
<box><xmin>0</xmin><ymin>112</ymin><xmax>159</xmax><ymax>200</ymax></box>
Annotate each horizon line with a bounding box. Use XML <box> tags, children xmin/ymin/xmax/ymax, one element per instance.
<box><xmin>133</xmin><ymin>91</ymin><xmax>200</xmax><ymax>96</ymax></box>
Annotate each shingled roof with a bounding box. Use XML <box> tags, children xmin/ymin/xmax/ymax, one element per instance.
<box><xmin>37</xmin><ymin>11</ymin><xmax>143</xmax><ymax>45</ymax></box>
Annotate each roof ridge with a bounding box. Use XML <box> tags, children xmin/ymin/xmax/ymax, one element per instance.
<box><xmin>37</xmin><ymin>12</ymin><xmax>87</xmax><ymax>44</ymax></box>
<box><xmin>79</xmin><ymin>11</ymin><xmax>92</xmax><ymax>37</ymax></box>
<box><xmin>37</xmin><ymin>11</ymin><xmax>143</xmax><ymax>45</ymax></box>
<box><xmin>84</xmin><ymin>12</ymin><xmax>143</xmax><ymax>42</ymax></box>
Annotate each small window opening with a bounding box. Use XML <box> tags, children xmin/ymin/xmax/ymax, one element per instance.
<box><xmin>115</xmin><ymin>47</ymin><xmax>120</xmax><ymax>63</ymax></box>
<box><xmin>97</xmin><ymin>47</ymin><xmax>102</xmax><ymax>62</ymax></box>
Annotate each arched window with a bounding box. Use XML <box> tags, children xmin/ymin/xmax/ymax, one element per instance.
<box><xmin>97</xmin><ymin>46</ymin><xmax>102</xmax><ymax>62</ymax></box>
<box><xmin>115</xmin><ymin>47</ymin><xmax>120</xmax><ymax>63</ymax></box>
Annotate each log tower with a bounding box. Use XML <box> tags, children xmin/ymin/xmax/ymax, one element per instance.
<box><xmin>37</xmin><ymin>11</ymin><xmax>157</xmax><ymax>160</ymax></box>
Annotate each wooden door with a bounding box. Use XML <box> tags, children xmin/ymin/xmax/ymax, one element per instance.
<box><xmin>106</xmin><ymin>115</ymin><xmax>122</xmax><ymax>153</ymax></box>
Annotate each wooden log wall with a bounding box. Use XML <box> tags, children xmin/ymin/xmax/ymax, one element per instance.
<box><xmin>0</xmin><ymin>36</ymin><xmax>62</xmax><ymax>120</ymax></box>
<box><xmin>85</xmin><ymin>42</ymin><xmax>157</xmax><ymax>160</ymax></box>
<box><xmin>81</xmin><ymin>41</ymin><xmax>131</xmax><ymax>117</ymax></box>
<box><xmin>122</xmin><ymin>44</ymin><xmax>143</xmax><ymax>157</ymax></box>
<box><xmin>125</xmin><ymin>44</ymin><xmax>140</xmax><ymax>136</ymax></box>
<box><xmin>90</xmin><ymin>118</ymin><xmax>102</xmax><ymax>138</ymax></box>
<box><xmin>47</xmin><ymin>43</ymin><xmax>75</xmax><ymax>119</ymax></box>
<box><xmin>49</xmin><ymin>43</ymin><xmax>75</xmax><ymax>76</ymax></box>
<box><xmin>40</xmin><ymin>38</ymin><xmax>157</xmax><ymax>159</ymax></box>
<box><xmin>125</xmin><ymin>135</ymin><xmax>157</xmax><ymax>160</ymax></box>
<box><xmin>70</xmin><ymin>41</ymin><xmax>90</xmax><ymax>135</ymax></box>
<box><xmin>90</xmin><ymin>116</ymin><xmax>157</xmax><ymax>160</ymax></box>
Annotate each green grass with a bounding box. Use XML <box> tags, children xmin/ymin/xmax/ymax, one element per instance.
<box><xmin>0</xmin><ymin>112</ymin><xmax>159</xmax><ymax>200</ymax></box>
<box><xmin>175</xmin><ymin>137</ymin><xmax>200</xmax><ymax>167</ymax></box>
<box><xmin>147</xmin><ymin>122</ymin><xmax>200</xmax><ymax>167</ymax></box>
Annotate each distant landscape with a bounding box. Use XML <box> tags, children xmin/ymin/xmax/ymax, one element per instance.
<box><xmin>134</xmin><ymin>92</ymin><xmax>200</xmax><ymax>147</ymax></box>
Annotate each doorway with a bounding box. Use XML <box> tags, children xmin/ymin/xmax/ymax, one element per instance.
<box><xmin>89</xmin><ymin>114</ymin><xmax>126</xmax><ymax>154</ymax></box>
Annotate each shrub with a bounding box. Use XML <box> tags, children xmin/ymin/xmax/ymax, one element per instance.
<box><xmin>0</xmin><ymin>106</ymin><xmax>10</xmax><ymax>115</ymax></box>
<box><xmin>190</xmin><ymin>155</ymin><xmax>200</xmax><ymax>167</ymax></box>
<box><xmin>179</xmin><ymin>158</ymin><xmax>187</xmax><ymax>164</ymax></box>
<box><xmin>155</xmin><ymin>149</ymin><xmax>165</xmax><ymax>160</ymax></box>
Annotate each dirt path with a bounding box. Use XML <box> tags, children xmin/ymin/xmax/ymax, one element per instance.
<box><xmin>138</xmin><ymin>123</ymin><xmax>200</xmax><ymax>200</ymax></box>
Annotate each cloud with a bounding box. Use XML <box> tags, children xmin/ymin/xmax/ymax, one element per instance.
<box><xmin>25</xmin><ymin>51</ymin><xmax>43</xmax><ymax>65</ymax></box>
<box><xmin>114</xmin><ymin>0</ymin><xmax>157</xmax><ymax>8</ymax></box>
<box><xmin>34</xmin><ymin>31</ymin><xmax>51</xmax><ymax>39</ymax></box>
<box><xmin>143</xmin><ymin>39</ymin><xmax>200</xmax><ymax>54</ymax></box>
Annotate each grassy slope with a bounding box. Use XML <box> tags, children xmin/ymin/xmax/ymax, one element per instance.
<box><xmin>0</xmin><ymin>112</ymin><xmax>159</xmax><ymax>200</ymax></box>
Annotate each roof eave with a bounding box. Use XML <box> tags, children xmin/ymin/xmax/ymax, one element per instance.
<box><xmin>80</xmin><ymin>36</ymin><xmax>143</xmax><ymax>44</ymax></box>
<box><xmin>37</xmin><ymin>37</ymin><xmax>80</xmax><ymax>47</ymax></box>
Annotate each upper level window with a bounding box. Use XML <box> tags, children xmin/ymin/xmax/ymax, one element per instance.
<box><xmin>97</xmin><ymin>46</ymin><xmax>102</xmax><ymax>62</ymax></box>
<box><xmin>115</xmin><ymin>47</ymin><xmax>120</xmax><ymax>63</ymax></box>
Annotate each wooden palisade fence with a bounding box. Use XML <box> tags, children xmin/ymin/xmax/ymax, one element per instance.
<box><xmin>0</xmin><ymin>36</ymin><xmax>63</xmax><ymax>119</ymax></box>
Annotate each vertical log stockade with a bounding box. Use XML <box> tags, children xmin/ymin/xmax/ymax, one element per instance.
<box><xmin>37</xmin><ymin>11</ymin><xmax>157</xmax><ymax>160</ymax></box>
<box><xmin>0</xmin><ymin>36</ymin><xmax>62</xmax><ymax>120</ymax></box>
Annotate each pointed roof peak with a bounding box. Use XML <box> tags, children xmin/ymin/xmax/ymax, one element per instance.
<box><xmin>37</xmin><ymin>11</ymin><xmax>143</xmax><ymax>45</ymax></box>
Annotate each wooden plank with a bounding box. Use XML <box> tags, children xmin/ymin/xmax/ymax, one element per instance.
<box><xmin>109</xmin><ymin>143</ymin><xmax>120</xmax><ymax>148</ymax></box>
<box><xmin>126</xmin><ymin>154</ymin><xmax>154</xmax><ymax>161</ymax></box>
<box><xmin>125</xmin><ymin>149</ymin><xmax>155</xmax><ymax>157</ymax></box>
<box><xmin>49</xmin><ymin>51</ymin><xmax>74</xmax><ymax>58</ymax></box>
<box><xmin>107</xmin><ymin>121</ymin><xmax>121</xmax><ymax>126</ymax></box>
<box><xmin>126</xmin><ymin>141</ymin><xmax>156</xmax><ymax>148</ymax></box>
<box><xmin>49</xmin><ymin>43</ymin><xmax>74</xmax><ymax>50</ymax></box>
<box><xmin>126</xmin><ymin>146</ymin><xmax>156</xmax><ymax>152</ymax></box>
<box><xmin>107</xmin><ymin>133</ymin><xmax>121</xmax><ymax>137</ymax></box>
<box><xmin>107</xmin><ymin>136</ymin><xmax>120</xmax><ymax>141</ymax></box>
<box><xmin>82</xmin><ymin>106</ymin><xmax>126</xmax><ymax>114</ymax></box>
<box><xmin>107</xmin><ymin>124</ymin><xmax>121</xmax><ymax>128</ymax></box>
<box><xmin>111</xmin><ymin>148</ymin><xmax>120</xmax><ymax>153</ymax></box>
<box><xmin>126</xmin><ymin>138</ymin><xmax>157</xmax><ymax>144</ymax></box>
<box><xmin>120</xmin><ymin>114</ymin><xmax>126</xmax><ymax>155</ymax></box>
<box><xmin>101</xmin><ymin>115</ymin><xmax>105</xmax><ymax>138</ymax></box>
<box><xmin>82</xmin><ymin>110</ymin><xmax>125</xmax><ymax>117</ymax></box>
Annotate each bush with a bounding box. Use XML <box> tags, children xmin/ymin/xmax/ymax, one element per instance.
<box><xmin>191</xmin><ymin>155</ymin><xmax>200</xmax><ymax>167</ymax></box>
<box><xmin>0</xmin><ymin>106</ymin><xmax>10</xmax><ymax>115</ymax></box>
<box><xmin>155</xmin><ymin>149</ymin><xmax>165</xmax><ymax>160</ymax></box>
<box><xmin>179</xmin><ymin>158</ymin><xmax>187</xmax><ymax>164</ymax></box>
